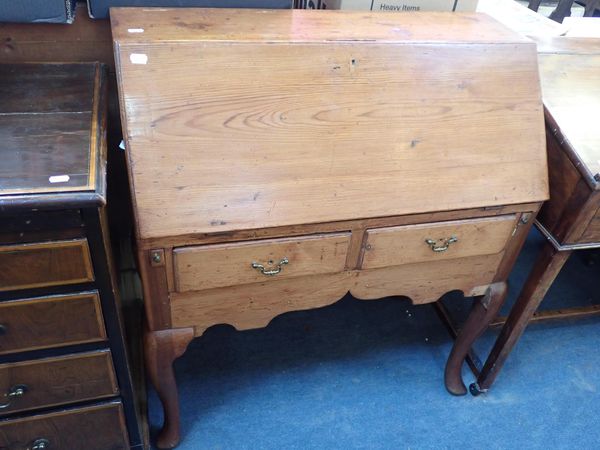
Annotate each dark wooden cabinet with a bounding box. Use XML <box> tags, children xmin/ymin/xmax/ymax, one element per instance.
<box><xmin>0</xmin><ymin>63</ymin><xmax>143</xmax><ymax>449</ymax></box>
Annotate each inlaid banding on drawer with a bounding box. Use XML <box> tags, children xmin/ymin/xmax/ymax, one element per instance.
<box><xmin>0</xmin><ymin>239</ymin><xmax>94</xmax><ymax>292</ymax></box>
<box><xmin>0</xmin><ymin>401</ymin><xmax>129</xmax><ymax>450</ymax></box>
<box><xmin>0</xmin><ymin>292</ymin><xmax>106</xmax><ymax>355</ymax></box>
<box><xmin>173</xmin><ymin>232</ymin><xmax>351</xmax><ymax>292</ymax></box>
<box><xmin>361</xmin><ymin>214</ymin><xmax>518</xmax><ymax>270</ymax></box>
<box><xmin>0</xmin><ymin>351</ymin><xmax>118</xmax><ymax>415</ymax></box>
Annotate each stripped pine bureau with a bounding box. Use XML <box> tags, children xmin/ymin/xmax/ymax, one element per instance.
<box><xmin>111</xmin><ymin>9</ymin><xmax>549</xmax><ymax>448</ymax></box>
<box><xmin>0</xmin><ymin>63</ymin><xmax>143</xmax><ymax>449</ymax></box>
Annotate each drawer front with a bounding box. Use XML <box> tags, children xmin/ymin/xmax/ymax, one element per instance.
<box><xmin>174</xmin><ymin>232</ymin><xmax>351</xmax><ymax>291</ymax></box>
<box><xmin>0</xmin><ymin>351</ymin><xmax>118</xmax><ymax>415</ymax></box>
<box><xmin>0</xmin><ymin>239</ymin><xmax>94</xmax><ymax>292</ymax></box>
<box><xmin>361</xmin><ymin>215</ymin><xmax>517</xmax><ymax>270</ymax></box>
<box><xmin>0</xmin><ymin>292</ymin><xmax>106</xmax><ymax>355</ymax></box>
<box><xmin>0</xmin><ymin>402</ymin><xmax>128</xmax><ymax>450</ymax></box>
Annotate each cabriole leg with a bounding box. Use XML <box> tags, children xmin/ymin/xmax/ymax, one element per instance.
<box><xmin>145</xmin><ymin>327</ymin><xmax>194</xmax><ymax>449</ymax></box>
<box><xmin>444</xmin><ymin>282</ymin><xmax>508</xmax><ymax>395</ymax></box>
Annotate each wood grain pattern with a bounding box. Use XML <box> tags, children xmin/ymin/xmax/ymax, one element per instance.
<box><xmin>361</xmin><ymin>215</ymin><xmax>516</xmax><ymax>269</ymax></box>
<box><xmin>136</xmin><ymin>203</ymin><xmax>540</xmax><ymax>250</ymax></box>
<box><xmin>174</xmin><ymin>233</ymin><xmax>350</xmax><ymax>292</ymax></box>
<box><xmin>536</xmin><ymin>126</ymin><xmax>585</xmax><ymax>235</ymax></box>
<box><xmin>0</xmin><ymin>4</ymin><xmax>114</xmax><ymax>70</ymax></box>
<box><xmin>113</xmin><ymin>11</ymin><xmax>547</xmax><ymax>240</ymax></box>
<box><xmin>0</xmin><ymin>239</ymin><xmax>94</xmax><ymax>292</ymax></box>
<box><xmin>539</xmin><ymin>52</ymin><xmax>600</xmax><ymax>178</ymax></box>
<box><xmin>170</xmin><ymin>253</ymin><xmax>501</xmax><ymax>336</ymax></box>
<box><xmin>0</xmin><ymin>402</ymin><xmax>129</xmax><ymax>450</ymax></box>
<box><xmin>111</xmin><ymin>9</ymin><xmax>529</xmax><ymax>44</ymax></box>
<box><xmin>0</xmin><ymin>292</ymin><xmax>106</xmax><ymax>355</ymax></box>
<box><xmin>581</xmin><ymin>208</ymin><xmax>600</xmax><ymax>243</ymax></box>
<box><xmin>0</xmin><ymin>351</ymin><xmax>118</xmax><ymax>415</ymax></box>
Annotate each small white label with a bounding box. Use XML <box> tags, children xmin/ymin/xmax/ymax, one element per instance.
<box><xmin>128</xmin><ymin>28</ymin><xmax>144</xmax><ymax>33</ymax></box>
<box><xmin>49</xmin><ymin>175</ymin><xmax>70</xmax><ymax>183</ymax></box>
<box><xmin>130</xmin><ymin>53</ymin><xmax>148</xmax><ymax>65</ymax></box>
<box><xmin>119</xmin><ymin>140</ymin><xmax>126</xmax><ymax>150</ymax></box>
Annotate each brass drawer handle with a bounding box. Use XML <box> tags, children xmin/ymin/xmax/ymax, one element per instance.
<box><xmin>31</xmin><ymin>438</ymin><xmax>50</xmax><ymax>450</ymax></box>
<box><xmin>0</xmin><ymin>384</ymin><xmax>27</xmax><ymax>409</ymax></box>
<box><xmin>251</xmin><ymin>257</ymin><xmax>289</xmax><ymax>276</ymax></box>
<box><xmin>425</xmin><ymin>236</ymin><xmax>458</xmax><ymax>252</ymax></box>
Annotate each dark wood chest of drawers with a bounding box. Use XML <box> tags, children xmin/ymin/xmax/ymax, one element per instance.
<box><xmin>0</xmin><ymin>63</ymin><xmax>143</xmax><ymax>450</ymax></box>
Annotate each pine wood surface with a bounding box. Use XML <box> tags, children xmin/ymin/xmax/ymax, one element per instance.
<box><xmin>538</xmin><ymin>52</ymin><xmax>600</xmax><ymax>181</ymax></box>
<box><xmin>361</xmin><ymin>214</ymin><xmax>517</xmax><ymax>269</ymax></box>
<box><xmin>111</xmin><ymin>9</ymin><xmax>528</xmax><ymax>44</ymax></box>
<box><xmin>170</xmin><ymin>252</ymin><xmax>501</xmax><ymax>337</ymax></box>
<box><xmin>113</xmin><ymin>9</ymin><xmax>547</xmax><ymax>240</ymax></box>
<box><xmin>174</xmin><ymin>232</ymin><xmax>350</xmax><ymax>292</ymax></box>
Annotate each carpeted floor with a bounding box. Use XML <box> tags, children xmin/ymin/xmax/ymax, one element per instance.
<box><xmin>148</xmin><ymin>228</ymin><xmax>600</xmax><ymax>449</ymax></box>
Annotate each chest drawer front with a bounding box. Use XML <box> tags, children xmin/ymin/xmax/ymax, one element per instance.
<box><xmin>0</xmin><ymin>292</ymin><xmax>106</xmax><ymax>355</ymax></box>
<box><xmin>174</xmin><ymin>233</ymin><xmax>351</xmax><ymax>292</ymax></box>
<box><xmin>0</xmin><ymin>402</ymin><xmax>128</xmax><ymax>450</ymax></box>
<box><xmin>0</xmin><ymin>351</ymin><xmax>118</xmax><ymax>415</ymax></box>
<box><xmin>361</xmin><ymin>215</ymin><xmax>517</xmax><ymax>270</ymax></box>
<box><xmin>0</xmin><ymin>239</ymin><xmax>94</xmax><ymax>292</ymax></box>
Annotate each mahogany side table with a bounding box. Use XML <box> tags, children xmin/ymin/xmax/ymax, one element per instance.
<box><xmin>472</xmin><ymin>37</ymin><xmax>600</xmax><ymax>394</ymax></box>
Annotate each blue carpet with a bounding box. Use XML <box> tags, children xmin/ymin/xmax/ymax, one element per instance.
<box><xmin>148</xmin><ymin>228</ymin><xmax>600</xmax><ymax>449</ymax></box>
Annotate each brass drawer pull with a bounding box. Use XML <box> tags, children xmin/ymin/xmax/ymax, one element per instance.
<box><xmin>0</xmin><ymin>384</ymin><xmax>27</xmax><ymax>409</ymax></box>
<box><xmin>425</xmin><ymin>236</ymin><xmax>458</xmax><ymax>252</ymax></box>
<box><xmin>251</xmin><ymin>257</ymin><xmax>289</xmax><ymax>276</ymax></box>
<box><xmin>31</xmin><ymin>438</ymin><xmax>50</xmax><ymax>450</ymax></box>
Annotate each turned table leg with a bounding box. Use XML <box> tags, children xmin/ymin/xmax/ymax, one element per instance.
<box><xmin>471</xmin><ymin>241</ymin><xmax>571</xmax><ymax>394</ymax></box>
<box><xmin>145</xmin><ymin>327</ymin><xmax>195</xmax><ymax>449</ymax></box>
<box><xmin>445</xmin><ymin>281</ymin><xmax>508</xmax><ymax>395</ymax></box>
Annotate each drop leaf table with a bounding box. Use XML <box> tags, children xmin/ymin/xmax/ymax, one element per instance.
<box><xmin>471</xmin><ymin>37</ymin><xmax>600</xmax><ymax>394</ymax></box>
<box><xmin>111</xmin><ymin>9</ymin><xmax>549</xmax><ymax>448</ymax></box>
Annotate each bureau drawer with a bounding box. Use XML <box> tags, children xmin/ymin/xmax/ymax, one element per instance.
<box><xmin>0</xmin><ymin>351</ymin><xmax>118</xmax><ymax>415</ymax></box>
<box><xmin>0</xmin><ymin>292</ymin><xmax>106</xmax><ymax>355</ymax></box>
<box><xmin>174</xmin><ymin>233</ymin><xmax>351</xmax><ymax>291</ymax></box>
<box><xmin>0</xmin><ymin>401</ymin><xmax>128</xmax><ymax>450</ymax></box>
<box><xmin>361</xmin><ymin>215</ymin><xmax>518</xmax><ymax>270</ymax></box>
<box><xmin>0</xmin><ymin>239</ymin><xmax>94</xmax><ymax>292</ymax></box>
